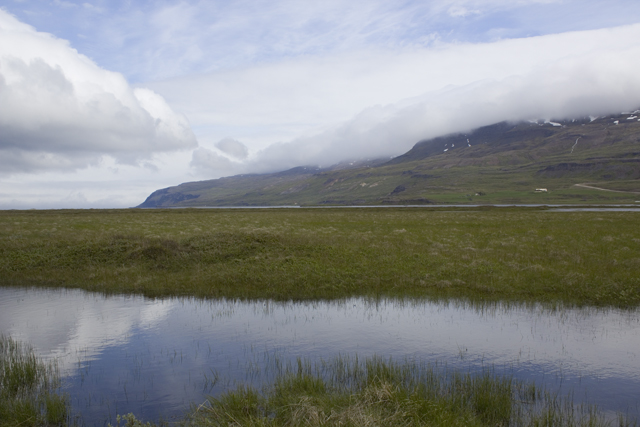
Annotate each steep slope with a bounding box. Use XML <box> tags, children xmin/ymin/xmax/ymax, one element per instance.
<box><xmin>138</xmin><ymin>112</ymin><xmax>640</xmax><ymax>207</ymax></box>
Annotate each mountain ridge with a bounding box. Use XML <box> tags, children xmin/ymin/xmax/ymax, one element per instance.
<box><xmin>138</xmin><ymin>111</ymin><xmax>640</xmax><ymax>207</ymax></box>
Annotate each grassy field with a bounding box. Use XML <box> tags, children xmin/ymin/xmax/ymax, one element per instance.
<box><xmin>1</xmin><ymin>207</ymin><xmax>639</xmax><ymax>307</ymax></box>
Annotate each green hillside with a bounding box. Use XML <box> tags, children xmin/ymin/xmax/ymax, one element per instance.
<box><xmin>139</xmin><ymin>112</ymin><xmax>640</xmax><ymax>207</ymax></box>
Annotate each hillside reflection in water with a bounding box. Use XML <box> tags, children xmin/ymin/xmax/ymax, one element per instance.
<box><xmin>1</xmin><ymin>287</ymin><xmax>639</xmax><ymax>425</ymax></box>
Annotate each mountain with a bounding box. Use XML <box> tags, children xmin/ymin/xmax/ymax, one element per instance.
<box><xmin>138</xmin><ymin>112</ymin><xmax>640</xmax><ymax>207</ymax></box>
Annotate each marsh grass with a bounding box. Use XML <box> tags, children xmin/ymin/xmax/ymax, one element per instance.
<box><xmin>0</xmin><ymin>335</ymin><xmax>70</xmax><ymax>427</ymax></box>
<box><xmin>1</xmin><ymin>208</ymin><xmax>639</xmax><ymax>306</ymax></box>
<box><xmin>181</xmin><ymin>356</ymin><xmax>629</xmax><ymax>427</ymax></box>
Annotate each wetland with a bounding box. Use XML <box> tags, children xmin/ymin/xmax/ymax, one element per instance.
<box><xmin>1</xmin><ymin>207</ymin><xmax>639</xmax><ymax>425</ymax></box>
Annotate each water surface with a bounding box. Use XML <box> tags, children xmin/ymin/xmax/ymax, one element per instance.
<box><xmin>1</xmin><ymin>286</ymin><xmax>639</xmax><ymax>425</ymax></box>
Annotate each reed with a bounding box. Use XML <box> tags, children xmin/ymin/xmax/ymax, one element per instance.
<box><xmin>0</xmin><ymin>335</ymin><xmax>70</xmax><ymax>427</ymax></box>
<box><xmin>182</xmin><ymin>356</ymin><xmax>631</xmax><ymax>427</ymax></box>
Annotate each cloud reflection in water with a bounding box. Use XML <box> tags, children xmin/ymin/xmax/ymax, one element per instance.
<box><xmin>1</xmin><ymin>287</ymin><xmax>639</xmax><ymax>425</ymax></box>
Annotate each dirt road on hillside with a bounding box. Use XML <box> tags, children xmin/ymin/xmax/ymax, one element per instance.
<box><xmin>573</xmin><ymin>184</ymin><xmax>640</xmax><ymax>194</ymax></box>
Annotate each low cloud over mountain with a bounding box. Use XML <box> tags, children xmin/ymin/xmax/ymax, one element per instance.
<box><xmin>188</xmin><ymin>24</ymin><xmax>640</xmax><ymax>175</ymax></box>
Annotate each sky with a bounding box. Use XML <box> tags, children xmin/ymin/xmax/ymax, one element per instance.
<box><xmin>1</xmin><ymin>0</ymin><xmax>640</xmax><ymax>208</ymax></box>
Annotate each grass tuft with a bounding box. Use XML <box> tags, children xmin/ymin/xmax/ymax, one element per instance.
<box><xmin>183</xmin><ymin>356</ymin><xmax>631</xmax><ymax>427</ymax></box>
<box><xmin>0</xmin><ymin>335</ymin><xmax>70</xmax><ymax>427</ymax></box>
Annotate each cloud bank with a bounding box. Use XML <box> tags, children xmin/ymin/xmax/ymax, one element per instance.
<box><xmin>188</xmin><ymin>24</ymin><xmax>640</xmax><ymax>175</ymax></box>
<box><xmin>0</xmin><ymin>10</ymin><xmax>197</xmax><ymax>175</ymax></box>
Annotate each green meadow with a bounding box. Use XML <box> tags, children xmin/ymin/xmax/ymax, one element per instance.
<box><xmin>1</xmin><ymin>207</ymin><xmax>639</xmax><ymax>306</ymax></box>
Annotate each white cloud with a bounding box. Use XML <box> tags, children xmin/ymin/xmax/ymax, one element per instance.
<box><xmin>215</xmin><ymin>137</ymin><xmax>249</xmax><ymax>159</ymax></box>
<box><xmin>190</xmin><ymin>147</ymin><xmax>238</xmax><ymax>175</ymax></box>
<box><xmin>250</xmin><ymin>50</ymin><xmax>640</xmax><ymax>172</ymax></box>
<box><xmin>152</xmin><ymin>23</ymin><xmax>640</xmax><ymax>176</ymax></box>
<box><xmin>0</xmin><ymin>9</ymin><xmax>197</xmax><ymax>175</ymax></box>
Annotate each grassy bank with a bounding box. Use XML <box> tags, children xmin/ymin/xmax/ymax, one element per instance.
<box><xmin>113</xmin><ymin>356</ymin><xmax>635</xmax><ymax>427</ymax></box>
<box><xmin>0</xmin><ymin>335</ymin><xmax>69</xmax><ymax>427</ymax></box>
<box><xmin>1</xmin><ymin>208</ymin><xmax>639</xmax><ymax>306</ymax></box>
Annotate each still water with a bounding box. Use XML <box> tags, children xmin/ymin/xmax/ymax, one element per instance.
<box><xmin>1</xmin><ymin>286</ymin><xmax>639</xmax><ymax>425</ymax></box>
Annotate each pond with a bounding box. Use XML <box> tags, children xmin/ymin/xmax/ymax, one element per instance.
<box><xmin>1</xmin><ymin>286</ymin><xmax>639</xmax><ymax>425</ymax></box>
